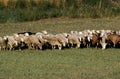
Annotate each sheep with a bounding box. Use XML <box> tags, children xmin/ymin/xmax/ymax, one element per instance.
<box><xmin>81</xmin><ymin>31</ymin><xmax>93</xmax><ymax>48</ymax></box>
<box><xmin>90</xmin><ymin>33</ymin><xmax>101</xmax><ymax>48</ymax></box>
<box><xmin>100</xmin><ymin>36</ymin><xmax>107</xmax><ymax>50</ymax></box>
<box><xmin>67</xmin><ymin>34</ymin><xmax>81</xmax><ymax>48</ymax></box>
<box><xmin>13</xmin><ymin>33</ymin><xmax>25</xmax><ymax>50</ymax></box>
<box><xmin>4</xmin><ymin>35</ymin><xmax>18</xmax><ymax>50</ymax></box>
<box><xmin>0</xmin><ymin>37</ymin><xmax>8</xmax><ymax>50</ymax></box>
<box><xmin>55</xmin><ymin>34</ymin><xmax>68</xmax><ymax>48</ymax></box>
<box><xmin>22</xmin><ymin>36</ymin><xmax>32</xmax><ymax>49</ymax></box>
<box><xmin>22</xmin><ymin>35</ymin><xmax>43</xmax><ymax>50</ymax></box>
<box><xmin>1</xmin><ymin>30</ymin><xmax>120</xmax><ymax>51</ymax></box>
<box><xmin>42</xmin><ymin>35</ymin><xmax>62</xmax><ymax>50</ymax></box>
<box><xmin>106</xmin><ymin>33</ymin><xmax>120</xmax><ymax>48</ymax></box>
<box><xmin>17</xmin><ymin>31</ymin><xmax>35</xmax><ymax>35</ymax></box>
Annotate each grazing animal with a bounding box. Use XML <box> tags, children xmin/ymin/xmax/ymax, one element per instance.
<box><xmin>4</xmin><ymin>36</ymin><xmax>18</xmax><ymax>50</ymax></box>
<box><xmin>90</xmin><ymin>33</ymin><xmax>100</xmax><ymax>48</ymax></box>
<box><xmin>0</xmin><ymin>30</ymin><xmax>120</xmax><ymax>51</ymax></box>
<box><xmin>42</xmin><ymin>35</ymin><xmax>62</xmax><ymax>50</ymax></box>
<box><xmin>106</xmin><ymin>33</ymin><xmax>120</xmax><ymax>48</ymax></box>
<box><xmin>0</xmin><ymin>37</ymin><xmax>8</xmax><ymax>50</ymax></box>
<box><xmin>67</xmin><ymin>34</ymin><xmax>81</xmax><ymax>48</ymax></box>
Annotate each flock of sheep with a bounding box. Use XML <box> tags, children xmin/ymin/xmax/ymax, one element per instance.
<box><xmin>0</xmin><ymin>29</ymin><xmax>120</xmax><ymax>51</ymax></box>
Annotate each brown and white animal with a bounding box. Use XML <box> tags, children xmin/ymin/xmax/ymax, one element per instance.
<box><xmin>22</xmin><ymin>35</ymin><xmax>43</xmax><ymax>50</ymax></box>
<box><xmin>90</xmin><ymin>33</ymin><xmax>101</xmax><ymax>48</ymax></box>
<box><xmin>106</xmin><ymin>33</ymin><xmax>120</xmax><ymax>48</ymax></box>
<box><xmin>4</xmin><ymin>35</ymin><xmax>18</xmax><ymax>50</ymax></box>
<box><xmin>42</xmin><ymin>35</ymin><xmax>62</xmax><ymax>50</ymax></box>
<box><xmin>0</xmin><ymin>37</ymin><xmax>8</xmax><ymax>50</ymax></box>
<box><xmin>55</xmin><ymin>34</ymin><xmax>68</xmax><ymax>48</ymax></box>
<box><xmin>67</xmin><ymin>34</ymin><xmax>81</xmax><ymax>48</ymax></box>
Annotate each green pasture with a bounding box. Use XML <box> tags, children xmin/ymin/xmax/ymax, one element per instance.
<box><xmin>0</xmin><ymin>18</ymin><xmax>120</xmax><ymax>36</ymax></box>
<box><xmin>0</xmin><ymin>48</ymin><xmax>120</xmax><ymax>79</ymax></box>
<box><xmin>0</xmin><ymin>19</ymin><xmax>120</xmax><ymax>79</ymax></box>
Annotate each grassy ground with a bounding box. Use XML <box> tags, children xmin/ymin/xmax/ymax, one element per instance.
<box><xmin>0</xmin><ymin>18</ymin><xmax>120</xmax><ymax>36</ymax></box>
<box><xmin>0</xmin><ymin>18</ymin><xmax>120</xmax><ymax>79</ymax></box>
<box><xmin>0</xmin><ymin>49</ymin><xmax>120</xmax><ymax>79</ymax></box>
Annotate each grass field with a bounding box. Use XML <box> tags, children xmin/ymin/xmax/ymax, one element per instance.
<box><xmin>0</xmin><ymin>18</ymin><xmax>120</xmax><ymax>79</ymax></box>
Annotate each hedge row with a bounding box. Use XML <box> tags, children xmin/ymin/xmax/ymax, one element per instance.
<box><xmin>0</xmin><ymin>0</ymin><xmax>120</xmax><ymax>22</ymax></box>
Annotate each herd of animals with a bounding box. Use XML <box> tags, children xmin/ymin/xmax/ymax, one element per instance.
<box><xmin>0</xmin><ymin>29</ymin><xmax>120</xmax><ymax>51</ymax></box>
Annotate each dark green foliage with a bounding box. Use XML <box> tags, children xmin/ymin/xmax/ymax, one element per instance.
<box><xmin>15</xmin><ymin>0</ymin><xmax>27</xmax><ymax>9</ymax></box>
<box><xmin>0</xmin><ymin>0</ymin><xmax>119</xmax><ymax>23</ymax></box>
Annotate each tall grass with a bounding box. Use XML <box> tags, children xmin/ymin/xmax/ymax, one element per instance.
<box><xmin>0</xmin><ymin>0</ymin><xmax>119</xmax><ymax>22</ymax></box>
